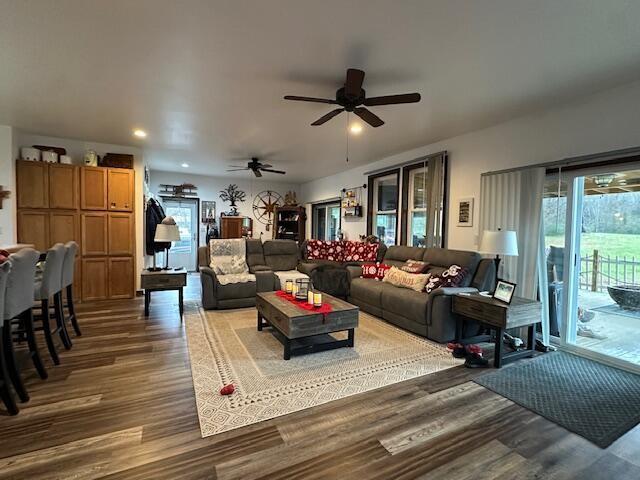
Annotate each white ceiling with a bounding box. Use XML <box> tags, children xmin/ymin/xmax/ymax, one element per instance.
<box><xmin>2</xmin><ymin>0</ymin><xmax>640</xmax><ymax>182</ymax></box>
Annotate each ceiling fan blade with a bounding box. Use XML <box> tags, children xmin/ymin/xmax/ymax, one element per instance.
<box><xmin>345</xmin><ymin>69</ymin><xmax>365</xmax><ymax>97</ymax></box>
<box><xmin>311</xmin><ymin>108</ymin><xmax>345</xmax><ymax>126</ymax></box>
<box><xmin>364</xmin><ymin>93</ymin><xmax>421</xmax><ymax>106</ymax></box>
<box><xmin>260</xmin><ymin>163</ymin><xmax>273</xmax><ymax>169</ymax></box>
<box><xmin>354</xmin><ymin>107</ymin><xmax>384</xmax><ymax>127</ymax></box>
<box><xmin>227</xmin><ymin>168</ymin><xmax>248</xmax><ymax>172</ymax></box>
<box><xmin>284</xmin><ymin>95</ymin><xmax>337</xmax><ymax>104</ymax></box>
<box><xmin>228</xmin><ymin>165</ymin><xmax>247</xmax><ymax>168</ymax></box>
<box><xmin>253</xmin><ymin>169</ymin><xmax>262</xmax><ymax>178</ymax></box>
<box><xmin>260</xmin><ymin>168</ymin><xmax>286</xmax><ymax>175</ymax></box>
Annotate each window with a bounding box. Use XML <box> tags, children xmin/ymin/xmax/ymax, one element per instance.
<box><xmin>312</xmin><ymin>202</ymin><xmax>341</xmax><ymax>240</ymax></box>
<box><xmin>367</xmin><ymin>170</ymin><xmax>400</xmax><ymax>245</ymax></box>
<box><xmin>408</xmin><ymin>168</ymin><xmax>427</xmax><ymax>246</ymax></box>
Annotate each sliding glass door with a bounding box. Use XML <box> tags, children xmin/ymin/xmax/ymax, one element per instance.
<box><xmin>312</xmin><ymin>202</ymin><xmax>341</xmax><ymax>241</ymax></box>
<box><xmin>545</xmin><ymin>164</ymin><xmax>640</xmax><ymax>370</ymax></box>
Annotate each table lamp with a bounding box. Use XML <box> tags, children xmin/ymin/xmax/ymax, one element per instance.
<box><xmin>154</xmin><ymin>217</ymin><xmax>181</xmax><ymax>270</ymax></box>
<box><xmin>479</xmin><ymin>229</ymin><xmax>518</xmax><ymax>290</ymax></box>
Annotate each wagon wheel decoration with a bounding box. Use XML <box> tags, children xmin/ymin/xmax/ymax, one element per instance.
<box><xmin>253</xmin><ymin>190</ymin><xmax>283</xmax><ymax>231</ymax></box>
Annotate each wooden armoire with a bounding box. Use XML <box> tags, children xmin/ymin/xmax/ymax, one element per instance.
<box><xmin>16</xmin><ymin>160</ymin><xmax>135</xmax><ymax>301</ymax></box>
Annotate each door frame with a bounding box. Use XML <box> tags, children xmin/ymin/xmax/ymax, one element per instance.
<box><xmin>556</xmin><ymin>161</ymin><xmax>640</xmax><ymax>374</ymax></box>
<box><xmin>161</xmin><ymin>196</ymin><xmax>200</xmax><ymax>271</ymax></box>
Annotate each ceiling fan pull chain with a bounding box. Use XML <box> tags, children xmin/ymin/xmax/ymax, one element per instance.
<box><xmin>346</xmin><ymin>112</ymin><xmax>350</xmax><ymax>163</ymax></box>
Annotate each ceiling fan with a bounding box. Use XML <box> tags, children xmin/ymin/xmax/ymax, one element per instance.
<box><xmin>226</xmin><ymin>157</ymin><xmax>285</xmax><ymax>178</ymax></box>
<box><xmin>284</xmin><ymin>68</ymin><xmax>421</xmax><ymax>127</ymax></box>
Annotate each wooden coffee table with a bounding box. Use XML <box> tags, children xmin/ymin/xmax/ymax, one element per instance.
<box><xmin>256</xmin><ymin>291</ymin><xmax>359</xmax><ymax>360</ymax></box>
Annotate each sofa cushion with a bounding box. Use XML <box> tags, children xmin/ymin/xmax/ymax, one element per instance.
<box><xmin>382</xmin><ymin>266</ymin><xmax>430</xmax><ymax>292</ymax></box>
<box><xmin>263</xmin><ymin>240</ymin><xmax>299</xmax><ymax>271</ymax></box>
<box><xmin>246</xmin><ymin>239</ymin><xmax>266</xmax><ymax>269</ymax></box>
<box><xmin>215</xmin><ymin>277</ymin><xmax>256</xmax><ymax>300</ymax></box>
<box><xmin>349</xmin><ymin>277</ymin><xmax>385</xmax><ymax>308</ymax></box>
<box><xmin>215</xmin><ymin>256</ymin><xmax>249</xmax><ymax>275</ymax></box>
<box><xmin>381</xmin><ymin>285</ymin><xmax>429</xmax><ymax>325</ymax></box>
<box><xmin>384</xmin><ymin>245</ymin><xmax>426</xmax><ymax>263</ymax></box>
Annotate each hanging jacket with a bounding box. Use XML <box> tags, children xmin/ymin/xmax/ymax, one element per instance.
<box><xmin>146</xmin><ymin>198</ymin><xmax>171</xmax><ymax>255</ymax></box>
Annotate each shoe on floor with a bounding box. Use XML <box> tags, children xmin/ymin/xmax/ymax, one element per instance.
<box><xmin>464</xmin><ymin>352</ymin><xmax>489</xmax><ymax>368</ymax></box>
<box><xmin>447</xmin><ymin>342</ymin><xmax>467</xmax><ymax>358</ymax></box>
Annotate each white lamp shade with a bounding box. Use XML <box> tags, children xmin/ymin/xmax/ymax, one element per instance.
<box><xmin>154</xmin><ymin>224</ymin><xmax>181</xmax><ymax>242</ymax></box>
<box><xmin>479</xmin><ymin>230</ymin><xmax>518</xmax><ymax>256</ymax></box>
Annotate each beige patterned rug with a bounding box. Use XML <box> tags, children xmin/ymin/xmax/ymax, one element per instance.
<box><xmin>185</xmin><ymin>306</ymin><xmax>462</xmax><ymax>437</ymax></box>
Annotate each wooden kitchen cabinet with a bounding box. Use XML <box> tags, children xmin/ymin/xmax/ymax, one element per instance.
<box><xmin>48</xmin><ymin>163</ymin><xmax>78</xmax><ymax>209</ymax></box>
<box><xmin>108</xmin><ymin>168</ymin><xmax>134</xmax><ymax>212</ymax></box>
<box><xmin>81</xmin><ymin>167</ymin><xmax>108</xmax><ymax>210</ymax></box>
<box><xmin>16</xmin><ymin>160</ymin><xmax>49</xmax><ymax>209</ymax></box>
<box><xmin>108</xmin><ymin>257</ymin><xmax>134</xmax><ymax>299</ymax></box>
<box><xmin>81</xmin><ymin>212</ymin><xmax>108</xmax><ymax>256</ymax></box>
<box><xmin>82</xmin><ymin>258</ymin><xmax>109</xmax><ymax>301</ymax></box>
<box><xmin>50</xmin><ymin>211</ymin><xmax>80</xmax><ymax>248</ymax></box>
<box><xmin>108</xmin><ymin>213</ymin><xmax>134</xmax><ymax>255</ymax></box>
<box><xmin>17</xmin><ymin>210</ymin><xmax>49</xmax><ymax>251</ymax></box>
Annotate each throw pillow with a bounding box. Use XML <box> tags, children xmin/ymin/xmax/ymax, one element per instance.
<box><xmin>383</xmin><ymin>266</ymin><xmax>430</xmax><ymax>292</ymax></box>
<box><xmin>0</xmin><ymin>249</ymin><xmax>9</xmax><ymax>264</ymax></box>
<box><xmin>400</xmin><ymin>259</ymin><xmax>430</xmax><ymax>274</ymax></box>
<box><xmin>361</xmin><ymin>263</ymin><xmax>378</xmax><ymax>279</ymax></box>
<box><xmin>425</xmin><ymin>264</ymin><xmax>468</xmax><ymax>293</ymax></box>
<box><xmin>375</xmin><ymin>263</ymin><xmax>392</xmax><ymax>281</ymax></box>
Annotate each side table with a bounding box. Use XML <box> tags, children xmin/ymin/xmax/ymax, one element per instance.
<box><xmin>452</xmin><ymin>293</ymin><xmax>541</xmax><ymax>367</ymax></box>
<box><xmin>141</xmin><ymin>268</ymin><xmax>187</xmax><ymax>320</ymax></box>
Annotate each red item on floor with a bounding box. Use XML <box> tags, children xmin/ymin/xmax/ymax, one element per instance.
<box><xmin>466</xmin><ymin>344</ymin><xmax>483</xmax><ymax>355</ymax></box>
<box><xmin>220</xmin><ymin>384</ymin><xmax>235</xmax><ymax>395</ymax></box>
<box><xmin>275</xmin><ymin>290</ymin><xmax>333</xmax><ymax>314</ymax></box>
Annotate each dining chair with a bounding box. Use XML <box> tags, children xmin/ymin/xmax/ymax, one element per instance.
<box><xmin>34</xmin><ymin>244</ymin><xmax>72</xmax><ymax>365</ymax></box>
<box><xmin>0</xmin><ymin>261</ymin><xmax>19</xmax><ymax>415</ymax></box>
<box><xmin>61</xmin><ymin>241</ymin><xmax>81</xmax><ymax>336</ymax></box>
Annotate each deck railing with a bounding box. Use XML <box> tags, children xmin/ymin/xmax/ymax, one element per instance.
<box><xmin>579</xmin><ymin>250</ymin><xmax>640</xmax><ymax>292</ymax></box>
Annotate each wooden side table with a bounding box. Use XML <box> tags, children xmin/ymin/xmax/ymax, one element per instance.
<box><xmin>452</xmin><ymin>293</ymin><xmax>541</xmax><ymax>367</ymax></box>
<box><xmin>141</xmin><ymin>268</ymin><xmax>187</xmax><ymax>320</ymax></box>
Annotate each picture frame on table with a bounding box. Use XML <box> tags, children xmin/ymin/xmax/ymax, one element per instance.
<box><xmin>493</xmin><ymin>279</ymin><xmax>516</xmax><ymax>304</ymax></box>
<box><xmin>456</xmin><ymin>197</ymin><xmax>474</xmax><ymax>227</ymax></box>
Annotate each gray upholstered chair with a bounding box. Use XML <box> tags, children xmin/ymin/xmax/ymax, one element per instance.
<box><xmin>3</xmin><ymin>248</ymin><xmax>48</xmax><ymax>406</ymax></box>
<box><xmin>0</xmin><ymin>261</ymin><xmax>19</xmax><ymax>415</ymax></box>
<box><xmin>35</xmin><ymin>244</ymin><xmax>72</xmax><ymax>365</ymax></box>
<box><xmin>61</xmin><ymin>241</ymin><xmax>81</xmax><ymax>336</ymax></box>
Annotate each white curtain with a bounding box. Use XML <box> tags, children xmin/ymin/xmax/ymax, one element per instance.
<box><xmin>479</xmin><ymin>166</ymin><xmax>550</xmax><ymax>344</ymax></box>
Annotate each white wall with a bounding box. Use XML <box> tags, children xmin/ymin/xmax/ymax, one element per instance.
<box><xmin>14</xmin><ymin>131</ymin><xmax>146</xmax><ymax>288</ymax></box>
<box><xmin>149</xmin><ymin>170</ymin><xmax>299</xmax><ymax>243</ymax></box>
<box><xmin>0</xmin><ymin>125</ymin><xmax>16</xmax><ymax>245</ymax></box>
<box><xmin>301</xmin><ymin>80</ymin><xmax>640</xmax><ymax>250</ymax></box>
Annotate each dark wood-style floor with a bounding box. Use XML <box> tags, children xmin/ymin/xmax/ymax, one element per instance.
<box><xmin>1</xmin><ymin>275</ymin><xmax>639</xmax><ymax>480</ymax></box>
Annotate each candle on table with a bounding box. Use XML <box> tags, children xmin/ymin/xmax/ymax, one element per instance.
<box><xmin>285</xmin><ymin>280</ymin><xmax>293</xmax><ymax>293</ymax></box>
<box><xmin>313</xmin><ymin>292</ymin><xmax>322</xmax><ymax>307</ymax></box>
<box><xmin>292</xmin><ymin>283</ymin><xmax>298</xmax><ymax>296</ymax></box>
<box><xmin>307</xmin><ymin>290</ymin><xmax>314</xmax><ymax>305</ymax></box>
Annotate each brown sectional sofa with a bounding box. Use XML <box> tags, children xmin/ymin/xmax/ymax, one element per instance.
<box><xmin>347</xmin><ymin>246</ymin><xmax>495</xmax><ymax>343</ymax></box>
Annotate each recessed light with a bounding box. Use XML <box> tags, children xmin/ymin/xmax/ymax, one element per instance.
<box><xmin>349</xmin><ymin>123</ymin><xmax>363</xmax><ymax>134</ymax></box>
<box><xmin>181</xmin><ymin>163</ymin><xmax>189</xmax><ymax>168</ymax></box>
<box><xmin>133</xmin><ymin>129</ymin><xmax>147</xmax><ymax>138</ymax></box>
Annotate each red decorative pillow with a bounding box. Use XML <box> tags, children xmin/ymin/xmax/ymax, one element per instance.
<box><xmin>425</xmin><ymin>264</ymin><xmax>468</xmax><ymax>293</ymax></box>
<box><xmin>0</xmin><ymin>249</ymin><xmax>9</xmax><ymax>265</ymax></box>
<box><xmin>401</xmin><ymin>260</ymin><xmax>429</xmax><ymax>274</ymax></box>
<box><xmin>375</xmin><ymin>263</ymin><xmax>392</xmax><ymax>281</ymax></box>
<box><xmin>361</xmin><ymin>263</ymin><xmax>378</xmax><ymax>279</ymax></box>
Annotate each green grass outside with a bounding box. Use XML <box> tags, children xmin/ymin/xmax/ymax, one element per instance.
<box><xmin>545</xmin><ymin>232</ymin><xmax>640</xmax><ymax>259</ymax></box>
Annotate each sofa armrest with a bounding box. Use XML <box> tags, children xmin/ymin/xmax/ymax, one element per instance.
<box><xmin>346</xmin><ymin>265</ymin><xmax>363</xmax><ymax>281</ymax></box>
<box><xmin>297</xmin><ymin>262</ymin><xmax>321</xmax><ymax>276</ymax></box>
<box><xmin>200</xmin><ymin>266</ymin><xmax>217</xmax><ymax>280</ymax></box>
<box><xmin>255</xmin><ymin>270</ymin><xmax>275</xmax><ymax>292</ymax></box>
<box><xmin>199</xmin><ymin>266</ymin><xmax>218</xmax><ymax>309</ymax></box>
<box><xmin>428</xmin><ymin>287</ymin><xmax>479</xmax><ymax>298</ymax></box>
<box><xmin>250</xmin><ymin>264</ymin><xmax>272</xmax><ymax>273</ymax></box>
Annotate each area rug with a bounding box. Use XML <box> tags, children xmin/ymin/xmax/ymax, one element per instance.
<box><xmin>593</xmin><ymin>303</ymin><xmax>640</xmax><ymax>320</ymax></box>
<box><xmin>474</xmin><ymin>351</ymin><xmax>640</xmax><ymax>447</ymax></box>
<box><xmin>185</xmin><ymin>307</ymin><xmax>462</xmax><ymax>437</ymax></box>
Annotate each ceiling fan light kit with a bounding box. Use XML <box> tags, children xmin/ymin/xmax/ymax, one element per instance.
<box><xmin>284</xmin><ymin>68</ymin><xmax>421</xmax><ymax>127</ymax></box>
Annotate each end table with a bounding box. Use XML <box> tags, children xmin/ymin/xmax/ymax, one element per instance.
<box><xmin>141</xmin><ymin>268</ymin><xmax>187</xmax><ymax>320</ymax></box>
<box><xmin>452</xmin><ymin>293</ymin><xmax>541</xmax><ymax>367</ymax></box>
